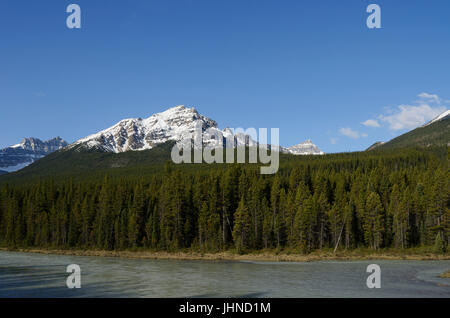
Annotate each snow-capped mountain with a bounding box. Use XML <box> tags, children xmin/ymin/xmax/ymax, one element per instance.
<box><xmin>283</xmin><ymin>140</ymin><xmax>324</xmax><ymax>155</ymax></box>
<box><xmin>423</xmin><ymin>109</ymin><xmax>450</xmax><ymax>127</ymax></box>
<box><xmin>367</xmin><ymin>108</ymin><xmax>450</xmax><ymax>151</ymax></box>
<box><xmin>69</xmin><ymin>105</ymin><xmax>259</xmax><ymax>153</ymax></box>
<box><xmin>70</xmin><ymin>105</ymin><xmax>323</xmax><ymax>155</ymax></box>
<box><xmin>0</xmin><ymin>137</ymin><xmax>68</xmax><ymax>172</ymax></box>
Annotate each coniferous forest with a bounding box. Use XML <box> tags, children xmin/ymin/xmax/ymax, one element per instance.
<box><xmin>0</xmin><ymin>147</ymin><xmax>448</xmax><ymax>254</ymax></box>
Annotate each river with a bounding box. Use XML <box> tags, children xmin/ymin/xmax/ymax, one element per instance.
<box><xmin>0</xmin><ymin>251</ymin><xmax>448</xmax><ymax>297</ymax></box>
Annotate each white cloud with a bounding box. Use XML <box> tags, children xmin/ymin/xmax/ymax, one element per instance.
<box><xmin>418</xmin><ymin>92</ymin><xmax>440</xmax><ymax>104</ymax></box>
<box><xmin>330</xmin><ymin>137</ymin><xmax>338</xmax><ymax>144</ymax></box>
<box><xmin>380</xmin><ymin>104</ymin><xmax>446</xmax><ymax>131</ymax></box>
<box><xmin>361</xmin><ymin>119</ymin><xmax>380</xmax><ymax>128</ymax></box>
<box><xmin>365</xmin><ymin>93</ymin><xmax>447</xmax><ymax>131</ymax></box>
<box><xmin>345</xmin><ymin>93</ymin><xmax>446</xmax><ymax>141</ymax></box>
<box><xmin>339</xmin><ymin>127</ymin><xmax>360</xmax><ymax>139</ymax></box>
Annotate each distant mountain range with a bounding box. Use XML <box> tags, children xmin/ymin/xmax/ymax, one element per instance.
<box><xmin>0</xmin><ymin>105</ymin><xmax>323</xmax><ymax>176</ymax></box>
<box><xmin>2</xmin><ymin>106</ymin><xmax>447</xmax><ymax>177</ymax></box>
<box><xmin>0</xmin><ymin>137</ymin><xmax>68</xmax><ymax>172</ymax></box>
<box><xmin>69</xmin><ymin>105</ymin><xmax>324</xmax><ymax>155</ymax></box>
<box><xmin>367</xmin><ymin>109</ymin><xmax>449</xmax><ymax>151</ymax></box>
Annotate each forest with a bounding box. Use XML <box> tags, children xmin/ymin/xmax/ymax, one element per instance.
<box><xmin>0</xmin><ymin>147</ymin><xmax>448</xmax><ymax>254</ymax></box>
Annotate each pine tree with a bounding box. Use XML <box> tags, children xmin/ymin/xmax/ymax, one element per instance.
<box><xmin>294</xmin><ymin>196</ymin><xmax>314</xmax><ymax>253</ymax></box>
<box><xmin>261</xmin><ymin>198</ymin><xmax>272</xmax><ymax>249</ymax></box>
<box><xmin>364</xmin><ymin>192</ymin><xmax>384</xmax><ymax>250</ymax></box>
<box><xmin>233</xmin><ymin>196</ymin><xmax>251</xmax><ymax>252</ymax></box>
<box><xmin>198</xmin><ymin>201</ymin><xmax>209</xmax><ymax>249</ymax></box>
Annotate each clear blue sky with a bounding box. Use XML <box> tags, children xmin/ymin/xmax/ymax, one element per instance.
<box><xmin>1</xmin><ymin>0</ymin><xmax>449</xmax><ymax>152</ymax></box>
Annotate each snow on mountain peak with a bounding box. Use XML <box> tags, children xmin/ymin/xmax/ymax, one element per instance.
<box><xmin>424</xmin><ymin>109</ymin><xmax>450</xmax><ymax>127</ymax></box>
<box><xmin>70</xmin><ymin>105</ymin><xmax>219</xmax><ymax>153</ymax></box>
<box><xmin>12</xmin><ymin>136</ymin><xmax>68</xmax><ymax>152</ymax></box>
<box><xmin>69</xmin><ymin>105</ymin><xmax>324</xmax><ymax>155</ymax></box>
<box><xmin>0</xmin><ymin>137</ymin><xmax>68</xmax><ymax>172</ymax></box>
<box><xmin>284</xmin><ymin>139</ymin><xmax>324</xmax><ymax>155</ymax></box>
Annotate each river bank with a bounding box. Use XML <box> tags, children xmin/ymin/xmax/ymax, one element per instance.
<box><xmin>1</xmin><ymin>247</ymin><xmax>449</xmax><ymax>262</ymax></box>
<box><xmin>1</xmin><ymin>249</ymin><xmax>449</xmax><ymax>297</ymax></box>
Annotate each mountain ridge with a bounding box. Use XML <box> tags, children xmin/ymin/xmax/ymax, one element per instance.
<box><xmin>367</xmin><ymin>109</ymin><xmax>449</xmax><ymax>151</ymax></box>
<box><xmin>70</xmin><ymin>105</ymin><xmax>323</xmax><ymax>155</ymax></box>
<box><xmin>284</xmin><ymin>139</ymin><xmax>324</xmax><ymax>155</ymax></box>
<box><xmin>0</xmin><ymin>137</ymin><xmax>68</xmax><ymax>172</ymax></box>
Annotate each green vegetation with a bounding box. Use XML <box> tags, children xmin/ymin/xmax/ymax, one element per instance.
<box><xmin>366</xmin><ymin>142</ymin><xmax>385</xmax><ymax>151</ymax></box>
<box><xmin>370</xmin><ymin>116</ymin><xmax>449</xmax><ymax>151</ymax></box>
<box><xmin>0</xmin><ymin>145</ymin><xmax>448</xmax><ymax>254</ymax></box>
<box><xmin>0</xmin><ymin>142</ymin><xmax>178</xmax><ymax>183</ymax></box>
<box><xmin>2</xmin><ymin>247</ymin><xmax>447</xmax><ymax>262</ymax></box>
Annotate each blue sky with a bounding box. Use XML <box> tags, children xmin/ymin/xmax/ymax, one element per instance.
<box><xmin>1</xmin><ymin>0</ymin><xmax>449</xmax><ymax>152</ymax></box>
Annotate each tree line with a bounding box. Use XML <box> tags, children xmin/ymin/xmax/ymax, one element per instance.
<box><xmin>0</xmin><ymin>148</ymin><xmax>448</xmax><ymax>253</ymax></box>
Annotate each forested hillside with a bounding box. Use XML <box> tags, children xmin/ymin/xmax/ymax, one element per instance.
<box><xmin>0</xmin><ymin>147</ymin><xmax>448</xmax><ymax>253</ymax></box>
<box><xmin>370</xmin><ymin>115</ymin><xmax>450</xmax><ymax>151</ymax></box>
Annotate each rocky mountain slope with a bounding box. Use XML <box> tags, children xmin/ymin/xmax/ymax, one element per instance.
<box><xmin>0</xmin><ymin>137</ymin><xmax>68</xmax><ymax>172</ymax></box>
<box><xmin>70</xmin><ymin>105</ymin><xmax>322</xmax><ymax>155</ymax></box>
<box><xmin>283</xmin><ymin>140</ymin><xmax>324</xmax><ymax>155</ymax></box>
<box><xmin>0</xmin><ymin>105</ymin><xmax>325</xmax><ymax>178</ymax></box>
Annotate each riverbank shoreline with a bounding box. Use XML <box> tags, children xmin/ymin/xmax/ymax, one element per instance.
<box><xmin>1</xmin><ymin>247</ymin><xmax>449</xmax><ymax>262</ymax></box>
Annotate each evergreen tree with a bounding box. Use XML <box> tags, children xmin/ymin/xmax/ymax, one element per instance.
<box><xmin>233</xmin><ymin>196</ymin><xmax>251</xmax><ymax>252</ymax></box>
<box><xmin>364</xmin><ymin>192</ymin><xmax>384</xmax><ymax>250</ymax></box>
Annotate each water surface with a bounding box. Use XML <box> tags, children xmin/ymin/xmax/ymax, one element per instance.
<box><xmin>0</xmin><ymin>251</ymin><xmax>449</xmax><ymax>297</ymax></box>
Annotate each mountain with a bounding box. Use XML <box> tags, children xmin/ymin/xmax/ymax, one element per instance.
<box><xmin>368</xmin><ymin>109</ymin><xmax>449</xmax><ymax>151</ymax></box>
<box><xmin>0</xmin><ymin>137</ymin><xmax>68</xmax><ymax>172</ymax></box>
<box><xmin>366</xmin><ymin>141</ymin><xmax>385</xmax><ymax>151</ymax></box>
<box><xmin>423</xmin><ymin>109</ymin><xmax>450</xmax><ymax>127</ymax></box>
<box><xmin>0</xmin><ymin>106</ymin><xmax>324</xmax><ymax>180</ymax></box>
<box><xmin>284</xmin><ymin>140</ymin><xmax>324</xmax><ymax>155</ymax></box>
<box><xmin>69</xmin><ymin>105</ymin><xmax>319</xmax><ymax>155</ymax></box>
<box><xmin>69</xmin><ymin>105</ymin><xmax>260</xmax><ymax>152</ymax></box>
